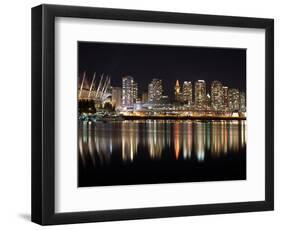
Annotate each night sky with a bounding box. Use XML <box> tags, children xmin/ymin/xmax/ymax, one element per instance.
<box><xmin>78</xmin><ymin>42</ymin><xmax>246</xmax><ymax>97</ymax></box>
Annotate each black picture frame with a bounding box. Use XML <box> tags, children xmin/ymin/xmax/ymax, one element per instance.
<box><xmin>31</xmin><ymin>4</ymin><xmax>274</xmax><ymax>225</ymax></box>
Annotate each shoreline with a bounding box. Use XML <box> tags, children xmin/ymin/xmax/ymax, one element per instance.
<box><xmin>122</xmin><ymin>115</ymin><xmax>246</xmax><ymax>121</ymax></box>
<box><xmin>80</xmin><ymin>113</ymin><xmax>247</xmax><ymax>122</ymax></box>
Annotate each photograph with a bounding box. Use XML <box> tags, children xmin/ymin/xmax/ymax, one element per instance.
<box><xmin>30</xmin><ymin>3</ymin><xmax>274</xmax><ymax>225</ymax></box>
<box><xmin>77</xmin><ymin>41</ymin><xmax>247</xmax><ymax>187</ymax></box>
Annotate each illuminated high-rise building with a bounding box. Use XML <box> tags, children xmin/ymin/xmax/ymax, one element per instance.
<box><xmin>174</xmin><ymin>80</ymin><xmax>181</xmax><ymax>102</ymax></box>
<box><xmin>133</xmin><ymin>82</ymin><xmax>138</xmax><ymax>103</ymax></box>
<box><xmin>211</xmin><ymin>81</ymin><xmax>223</xmax><ymax>111</ymax></box>
<box><xmin>182</xmin><ymin>81</ymin><xmax>192</xmax><ymax>105</ymax></box>
<box><xmin>195</xmin><ymin>80</ymin><xmax>206</xmax><ymax>109</ymax></box>
<box><xmin>228</xmin><ymin>88</ymin><xmax>240</xmax><ymax>111</ymax></box>
<box><xmin>148</xmin><ymin>78</ymin><xmax>163</xmax><ymax>103</ymax></box>
<box><xmin>222</xmin><ymin>86</ymin><xmax>228</xmax><ymax>108</ymax></box>
<box><xmin>206</xmin><ymin>93</ymin><xmax>211</xmax><ymax>108</ymax></box>
<box><xmin>148</xmin><ymin>83</ymin><xmax>153</xmax><ymax>102</ymax></box>
<box><xmin>122</xmin><ymin>76</ymin><xmax>138</xmax><ymax>107</ymax></box>
<box><xmin>240</xmin><ymin>92</ymin><xmax>246</xmax><ymax>112</ymax></box>
<box><xmin>112</xmin><ymin>87</ymin><xmax>122</xmax><ymax>109</ymax></box>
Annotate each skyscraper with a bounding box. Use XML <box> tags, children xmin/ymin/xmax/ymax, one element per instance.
<box><xmin>222</xmin><ymin>86</ymin><xmax>229</xmax><ymax>108</ymax></box>
<box><xmin>195</xmin><ymin>80</ymin><xmax>206</xmax><ymax>109</ymax></box>
<box><xmin>240</xmin><ymin>92</ymin><xmax>246</xmax><ymax>112</ymax></box>
<box><xmin>148</xmin><ymin>83</ymin><xmax>153</xmax><ymax>102</ymax></box>
<box><xmin>133</xmin><ymin>81</ymin><xmax>138</xmax><ymax>103</ymax></box>
<box><xmin>211</xmin><ymin>81</ymin><xmax>223</xmax><ymax>111</ymax></box>
<box><xmin>174</xmin><ymin>80</ymin><xmax>181</xmax><ymax>102</ymax></box>
<box><xmin>122</xmin><ymin>76</ymin><xmax>138</xmax><ymax>107</ymax></box>
<box><xmin>182</xmin><ymin>81</ymin><xmax>192</xmax><ymax>105</ymax></box>
<box><xmin>148</xmin><ymin>78</ymin><xmax>163</xmax><ymax>103</ymax></box>
<box><xmin>112</xmin><ymin>87</ymin><xmax>122</xmax><ymax>109</ymax></box>
<box><xmin>228</xmin><ymin>88</ymin><xmax>240</xmax><ymax>111</ymax></box>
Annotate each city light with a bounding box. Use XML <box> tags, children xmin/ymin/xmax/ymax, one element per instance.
<box><xmin>78</xmin><ymin>43</ymin><xmax>247</xmax><ymax>187</ymax></box>
<box><xmin>78</xmin><ymin>73</ymin><xmax>246</xmax><ymax>121</ymax></box>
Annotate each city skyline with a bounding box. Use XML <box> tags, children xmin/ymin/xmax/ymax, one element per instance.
<box><xmin>78</xmin><ymin>41</ymin><xmax>247</xmax><ymax>187</ymax></box>
<box><xmin>78</xmin><ymin>42</ymin><xmax>246</xmax><ymax>99</ymax></box>
<box><xmin>79</xmin><ymin>73</ymin><xmax>246</xmax><ymax>114</ymax></box>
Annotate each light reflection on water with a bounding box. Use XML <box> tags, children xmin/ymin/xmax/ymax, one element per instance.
<box><xmin>79</xmin><ymin>120</ymin><xmax>246</xmax><ymax>167</ymax></box>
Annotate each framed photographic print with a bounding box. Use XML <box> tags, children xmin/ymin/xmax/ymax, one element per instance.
<box><xmin>31</xmin><ymin>4</ymin><xmax>274</xmax><ymax>225</ymax></box>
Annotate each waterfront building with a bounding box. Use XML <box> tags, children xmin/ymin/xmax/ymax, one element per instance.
<box><xmin>122</xmin><ymin>76</ymin><xmax>138</xmax><ymax>107</ymax></box>
<box><xmin>134</xmin><ymin>99</ymin><xmax>143</xmax><ymax>111</ymax></box>
<box><xmin>148</xmin><ymin>78</ymin><xmax>163</xmax><ymax>103</ymax></box>
<box><xmin>211</xmin><ymin>81</ymin><xmax>223</xmax><ymax>111</ymax></box>
<box><xmin>228</xmin><ymin>88</ymin><xmax>240</xmax><ymax>111</ymax></box>
<box><xmin>206</xmin><ymin>93</ymin><xmax>211</xmax><ymax>108</ymax></box>
<box><xmin>174</xmin><ymin>80</ymin><xmax>181</xmax><ymax>102</ymax></box>
<box><xmin>195</xmin><ymin>80</ymin><xmax>206</xmax><ymax>109</ymax></box>
<box><xmin>182</xmin><ymin>81</ymin><xmax>192</xmax><ymax>105</ymax></box>
<box><xmin>133</xmin><ymin>83</ymin><xmax>138</xmax><ymax>104</ymax></box>
<box><xmin>111</xmin><ymin>87</ymin><xmax>122</xmax><ymax>109</ymax></box>
<box><xmin>222</xmin><ymin>86</ymin><xmax>229</xmax><ymax>108</ymax></box>
<box><xmin>240</xmin><ymin>92</ymin><xmax>246</xmax><ymax>112</ymax></box>
<box><xmin>148</xmin><ymin>83</ymin><xmax>153</xmax><ymax>102</ymax></box>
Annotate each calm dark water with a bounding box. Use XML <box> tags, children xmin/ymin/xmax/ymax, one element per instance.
<box><xmin>78</xmin><ymin>120</ymin><xmax>246</xmax><ymax>187</ymax></box>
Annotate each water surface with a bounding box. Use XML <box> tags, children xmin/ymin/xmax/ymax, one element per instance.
<box><xmin>78</xmin><ymin>120</ymin><xmax>246</xmax><ymax>187</ymax></box>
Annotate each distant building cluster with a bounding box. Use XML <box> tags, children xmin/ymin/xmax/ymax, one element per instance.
<box><xmin>117</xmin><ymin>76</ymin><xmax>246</xmax><ymax>113</ymax></box>
<box><xmin>78</xmin><ymin>72</ymin><xmax>246</xmax><ymax>116</ymax></box>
